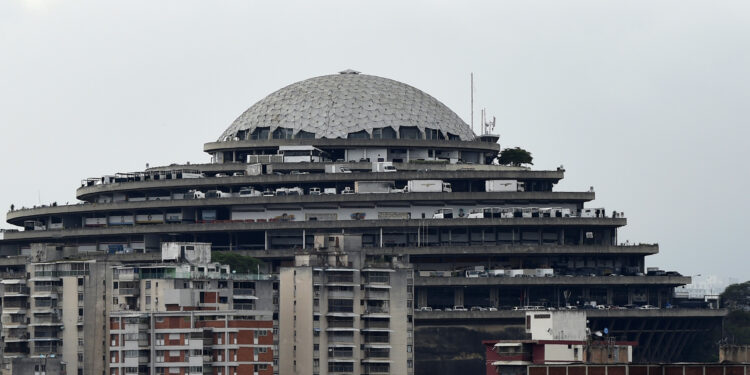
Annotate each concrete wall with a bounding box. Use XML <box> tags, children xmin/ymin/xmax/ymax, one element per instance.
<box><xmin>61</xmin><ymin>276</ymin><xmax>80</xmax><ymax>375</ymax></box>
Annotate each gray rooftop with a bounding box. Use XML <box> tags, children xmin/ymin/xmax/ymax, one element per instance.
<box><xmin>219</xmin><ymin>71</ymin><xmax>476</xmax><ymax>141</ymax></box>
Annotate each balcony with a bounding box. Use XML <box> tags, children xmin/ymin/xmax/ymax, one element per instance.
<box><xmin>4</xmin><ymin>286</ymin><xmax>30</xmax><ymax>296</ymax></box>
<box><xmin>363</xmin><ymin>306</ymin><xmax>389</xmax><ymax>315</ymax></box>
<box><xmin>364</xmin><ymin>290</ymin><xmax>389</xmax><ymax>300</ymax></box>
<box><xmin>233</xmin><ymin>303</ymin><xmax>255</xmax><ymax>310</ymax></box>
<box><xmin>363</xmin><ymin>334</ymin><xmax>390</xmax><ymax>344</ymax></box>
<box><xmin>32</xmin><ymin>285</ymin><xmax>60</xmax><ymax>296</ymax></box>
<box><xmin>30</xmin><ymin>316</ymin><xmax>62</xmax><ymax>326</ymax></box>
<box><xmin>327</xmin><ymin>290</ymin><xmax>354</xmax><ymax>299</ymax></box>
<box><xmin>362</xmin><ymin>320</ymin><xmax>390</xmax><ymax>330</ymax></box>
<box><xmin>232</xmin><ymin>288</ymin><xmax>255</xmax><ymax>296</ymax></box>
<box><xmin>326</xmin><ymin>275</ymin><xmax>354</xmax><ymax>284</ymax></box>
<box><xmin>117</xmin><ymin>288</ymin><xmax>140</xmax><ymax>296</ymax></box>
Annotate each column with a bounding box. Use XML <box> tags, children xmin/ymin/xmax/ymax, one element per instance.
<box><xmin>453</xmin><ymin>288</ymin><xmax>464</xmax><ymax>308</ymax></box>
<box><xmin>489</xmin><ymin>287</ymin><xmax>499</xmax><ymax>308</ymax></box>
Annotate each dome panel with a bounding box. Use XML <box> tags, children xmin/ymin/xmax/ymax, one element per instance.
<box><xmin>218</xmin><ymin>72</ymin><xmax>475</xmax><ymax>142</ymax></box>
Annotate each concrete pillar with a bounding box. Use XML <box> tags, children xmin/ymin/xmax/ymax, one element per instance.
<box><xmin>417</xmin><ymin>290</ymin><xmax>428</xmax><ymax>308</ymax></box>
<box><xmin>453</xmin><ymin>288</ymin><xmax>464</xmax><ymax>307</ymax></box>
<box><xmin>606</xmin><ymin>288</ymin><xmax>614</xmax><ymax>305</ymax></box>
<box><xmin>264</xmin><ymin>230</ymin><xmax>269</xmax><ymax>252</ymax></box>
<box><xmin>489</xmin><ymin>287</ymin><xmax>499</xmax><ymax>308</ymax></box>
<box><xmin>627</xmin><ymin>288</ymin><xmax>634</xmax><ymax>305</ymax></box>
<box><xmin>560</xmin><ymin>229</ymin><xmax>565</xmax><ymax>245</ymax></box>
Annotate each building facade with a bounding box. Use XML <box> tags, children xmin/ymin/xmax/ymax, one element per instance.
<box><xmin>0</xmin><ymin>70</ymin><xmax>725</xmax><ymax>374</ymax></box>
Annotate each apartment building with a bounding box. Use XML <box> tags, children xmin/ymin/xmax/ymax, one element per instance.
<box><xmin>279</xmin><ymin>234</ymin><xmax>414</xmax><ymax>375</ymax></box>
<box><xmin>108</xmin><ymin>242</ymin><xmax>277</xmax><ymax>375</ymax></box>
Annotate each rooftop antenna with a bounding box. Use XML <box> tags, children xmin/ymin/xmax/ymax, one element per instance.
<box><xmin>470</xmin><ymin>72</ymin><xmax>474</xmax><ymax>134</ymax></box>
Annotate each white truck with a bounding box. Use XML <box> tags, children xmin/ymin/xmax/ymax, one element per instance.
<box><xmin>485</xmin><ymin>180</ymin><xmax>525</xmax><ymax>192</ymax></box>
<box><xmin>206</xmin><ymin>190</ymin><xmax>232</xmax><ymax>198</ymax></box>
<box><xmin>580</xmin><ymin>208</ymin><xmax>606</xmax><ymax>218</ymax></box>
<box><xmin>406</xmin><ymin>180</ymin><xmax>452</xmax><ymax>193</ymax></box>
<box><xmin>239</xmin><ymin>187</ymin><xmax>262</xmax><ymax>197</ymax></box>
<box><xmin>433</xmin><ymin>209</ymin><xmax>454</xmax><ymax>219</ymax></box>
<box><xmin>325</xmin><ymin>165</ymin><xmax>352</xmax><ymax>174</ymax></box>
<box><xmin>323</xmin><ymin>188</ymin><xmax>337</xmax><ymax>195</ymax></box>
<box><xmin>354</xmin><ymin>181</ymin><xmax>394</xmax><ymax>194</ymax></box>
<box><xmin>535</xmin><ymin>268</ymin><xmax>554</xmax><ymax>277</ymax></box>
<box><xmin>372</xmin><ymin>162</ymin><xmax>397</xmax><ymax>172</ymax></box>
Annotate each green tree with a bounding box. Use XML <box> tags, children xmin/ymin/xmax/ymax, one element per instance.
<box><xmin>722</xmin><ymin>280</ymin><xmax>750</xmax><ymax>345</ymax></box>
<box><xmin>212</xmin><ymin>252</ymin><xmax>263</xmax><ymax>274</ymax></box>
<box><xmin>497</xmin><ymin>147</ymin><xmax>533</xmax><ymax>167</ymax></box>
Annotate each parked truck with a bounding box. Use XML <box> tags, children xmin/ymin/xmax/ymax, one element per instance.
<box><xmin>371</xmin><ymin>162</ymin><xmax>397</xmax><ymax>172</ymax></box>
<box><xmin>406</xmin><ymin>180</ymin><xmax>452</xmax><ymax>193</ymax></box>
<box><xmin>354</xmin><ymin>181</ymin><xmax>394</xmax><ymax>194</ymax></box>
<box><xmin>325</xmin><ymin>165</ymin><xmax>352</xmax><ymax>174</ymax></box>
<box><xmin>485</xmin><ymin>180</ymin><xmax>525</xmax><ymax>192</ymax></box>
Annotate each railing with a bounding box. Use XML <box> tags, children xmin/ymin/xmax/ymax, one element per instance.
<box><xmin>35</xmin><ymin>300</ymin><xmax>55</xmax><ymax>308</ymax></box>
<box><xmin>4</xmin><ymin>286</ymin><xmax>30</xmax><ymax>294</ymax></box>
<box><xmin>141</xmin><ymin>271</ymin><xmax>276</xmax><ymax>281</ymax></box>
<box><xmin>364</xmin><ymin>335</ymin><xmax>390</xmax><ymax>343</ymax></box>
<box><xmin>0</xmin><ymin>272</ymin><xmax>25</xmax><ymax>279</ymax></box>
<box><xmin>232</xmin><ymin>288</ymin><xmax>255</xmax><ymax>296</ymax></box>
<box><xmin>33</xmin><ymin>316</ymin><xmax>62</xmax><ymax>324</ymax></box>
<box><xmin>33</xmin><ymin>285</ymin><xmax>60</xmax><ymax>293</ymax></box>
<box><xmin>326</xmin><ymin>275</ymin><xmax>354</xmax><ymax>283</ymax></box>
<box><xmin>2</xmin><ymin>301</ymin><xmax>29</xmax><ymax>309</ymax></box>
<box><xmin>365</xmin><ymin>349</ymin><xmax>390</xmax><ymax>358</ymax></box>
<box><xmin>363</xmin><ymin>321</ymin><xmax>390</xmax><ymax>329</ymax></box>
<box><xmin>117</xmin><ymin>288</ymin><xmax>139</xmax><ymax>296</ymax></box>
<box><xmin>328</xmin><ymin>306</ymin><xmax>354</xmax><ymax>313</ymax></box>
<box><xmin>35</xmin><ymin>270</ymin><xmax>88</xmax><ymax>277</ymax></box>
<box><xmin>234</xmin><ymin>303</ymin><xmax>255</xmax><ymax>310</ymax></box>
<box><xmin>326</xmin><ymin>320</ymin><xmax>354</xmax><ymax>328</ymax></box>
<box><xmin>364</xmin><ymin>275</ymin><xmax>390</xmax><ymax>284</ymax></box>
<box><xmin>364</xmin><ymin>306</ymin><xmax>389</xmax><ymax>314</ymax></box>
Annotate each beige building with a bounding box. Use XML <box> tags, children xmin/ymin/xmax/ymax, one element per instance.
<box><xmin>280</xmin><ymin>234</ymin><xmax>414</xmax><ymax>375</ymax></box>
<box><xmin>0</xmin><ymin>244</ymin><xmax>109</xmax><ymax>375</ymax></box>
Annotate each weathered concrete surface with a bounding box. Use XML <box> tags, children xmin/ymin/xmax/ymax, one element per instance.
<box><xmin>415</xmin><ymin>275</ymin><xmax>691</xmax><ymax>287</ymax></box>
<box><xmin>75</xmin><ymin>169</ymin><xmax>565</xmax><ymax>199</ymax></box>
<box><xmin>2</xmin><ymin>217</ymin><xmax>626</xmax><ymax>241</ymax></box>
<box><xmin>7</xmin><ymin>191</ymin><xmax>594</xmax><ymax>223</ymax></box>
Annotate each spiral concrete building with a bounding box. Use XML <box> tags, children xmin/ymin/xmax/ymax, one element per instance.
<box><xmin>0</xmin><ymin>70</ymin><xmax>724</xmax><ymax>375</ymax></box>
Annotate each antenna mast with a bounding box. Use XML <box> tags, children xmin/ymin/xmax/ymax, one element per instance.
<box><xmin>470</xmin><ymin>73</ymin><xmax>474</xmax><ymax>134</ymax></box>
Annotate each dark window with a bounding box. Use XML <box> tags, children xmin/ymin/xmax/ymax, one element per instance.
<box><xmin>250</xmin><ymin>127</ymin><xmax>270</xmax><ymax>140</ymax></box>
<box><xmin>272</xmin><ymin>127</ymin><xmax>294</xmax><ymax>139</ymax></box>
<box><xmin>347</xmin><ymin>130</ymin><xmax>370</xmax><ymax>139</ymax></box>
<box><xmin>295</xmin><ymin>130</ymin><xmax>315</xmax><ymax>139</ymax></box>
<box><xmin>372</xmin><ymin>127</ymin><xmax>397</xmax><ymax>139</ymax></box>
<box><xmin>399</xmin><ymin>126</ymin><xmax>422</xmax><ymax>140</ymax></box>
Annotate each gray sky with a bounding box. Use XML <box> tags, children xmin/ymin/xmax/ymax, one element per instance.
<box><xmin>1</xmin><ymin>0</ymin><xmax>749</xmax><ymax>285</ymax></box>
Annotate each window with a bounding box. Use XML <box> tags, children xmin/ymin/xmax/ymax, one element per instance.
<box><xmin>251</xmin><ymin>127</ymin><xmax>270</xmax><ymax>140</ymax></box>
<box><xmin>399</xmin><ymin>126</ymin><xmax>421</xmax><ymax>140</ymax></box>
<box><xmin>347</xmin><ymin>130</ymin><xmax>370</xmax><ymax>139</ymax></box>
<box><xmin>145</xmin><ymin>281</ymin><xmax>151</xmax><ymax>289</ymax></box>
<box><xmin>425</xmin><ymin>128</ymin><xmax>443</xmax><ymax>140</ymax></box>
<box><xmin>372</xmin><ymin>127</ymin><xmax>396</xmax><ymax>139</ymax></box>
<box><xmin>272</xmin><ymin>127</ymin><xmax>294</xmax><ymax>139</ymax></box>
<box><xmin>296</xmin><ymin>130</ymin><xmax>315</xmax><ymax>139</ymax></box>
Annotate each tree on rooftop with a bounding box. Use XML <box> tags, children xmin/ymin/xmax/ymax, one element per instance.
<box><xmin>497</xmin><ymin>147</ymin><xmax>534</xmax><ymax>167</ymax></box>
<box><xmin>212</xmin><ymin>252</ymin><xmax>263</xmax><ymax>274</ymax></box>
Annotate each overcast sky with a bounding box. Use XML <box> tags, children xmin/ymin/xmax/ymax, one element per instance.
<box><xmin>1</xmin><ymin>0</ymin><xmax>748</xmax><ymax>285</ymax></box>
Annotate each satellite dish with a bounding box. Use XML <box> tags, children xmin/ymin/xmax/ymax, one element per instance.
<box><xmin>594</xmin><ymin>331</ymin><xmax>603</xmax><ymax>337</ymax></box>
